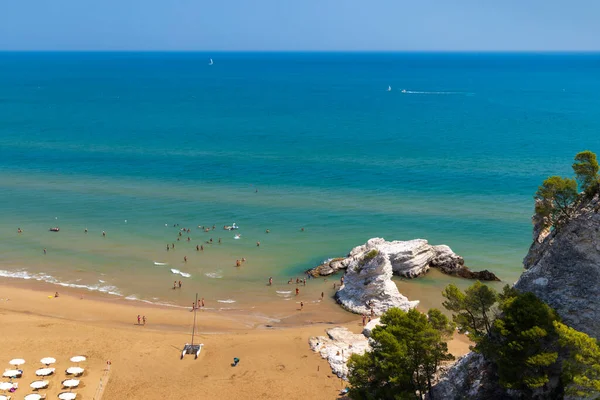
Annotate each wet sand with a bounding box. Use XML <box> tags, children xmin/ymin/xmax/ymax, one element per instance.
<box><xmin>0</xmin><ymin>281</ymin><xmax>471</xmax><ymax>400</ymax></box>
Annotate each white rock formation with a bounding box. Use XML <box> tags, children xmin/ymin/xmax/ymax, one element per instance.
<box><xmin>361</xmin><ymin>317</ymin><xmax>382</xmax><ymax>337</ymax></box>
<box><xmin>335</xmin><ymin>252</ymin><xmax>419</xmax><ymax>316</ymax></box>
<box><xmin>308</xmin><ymin>327</ymin><xmax>370</xmax><ymax>379</ymax></box>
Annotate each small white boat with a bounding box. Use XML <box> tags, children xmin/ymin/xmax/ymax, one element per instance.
<box><xmin>208</xmin><ymin>58</ymin><xmax>214</xmax><ymax>66</ymax></box>
<box><xmin>234</xmin><ymin>234</ymin><xmax>241</xmax><ymax>240</ymax></box>
<box><xmin>401</xmin><ymin>89</ymin><xmax>407</xmax><ymax>93</ymax></box>
<box><xmin>387</xmin><ymin>86</ymin><xmax>392</xmax><ymax>92</ymax></box>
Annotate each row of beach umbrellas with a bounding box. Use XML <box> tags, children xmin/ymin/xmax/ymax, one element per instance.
<box><xmin>2</xmin><ymin>356</ymin><xmax>86</xmax><ymax>399</ymax></box>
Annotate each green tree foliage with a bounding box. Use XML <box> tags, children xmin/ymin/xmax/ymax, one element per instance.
<box><xmin>347</xmin><ymin>308</ymin><xmax>454</xmax><ymax>400</ymax></box>
<box><xmin>555</xmin><ymin>321</ymin><xmax>600</xmax><ymax>397</ymax></box>
<box><xmin>442</xmin><ymin>281</ymin><xmax>497</xmax><ymax>342</ymax></box>
<box><xmin>479</xmin><ymin>292</ymin><xmax>560</xmax><ymax>391</ymax></box>
<box><xmin>534</xmin><ymin>176</ymin><xmax>578</xmax><ymax>222</ymax></box>
<box><xmin>572</xmin><ymin>150</ymin><xmax>599</xmax><ymax>194</ymax></box>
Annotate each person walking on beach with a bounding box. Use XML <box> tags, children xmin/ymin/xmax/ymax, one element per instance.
<box><xmin>137</xmin><ymin>315</ymin><xmax>141</xmax><ymax>325</ymax></box>
<box><xmin>321</xmin><ymin>292</ymin><xmax>324</xmax><ymax>300</ymax></box>
<box><xmin>362</xmin><ymin>314</ymin><xmax>366</xmax><ymax>326</ymax></box>
<box><xmin>300</xmin><ymin>301</ymin><xmax>304</xmax><ymax>310</ymax></box>
<box><xmin>184</xmin><ymin>256</ymin><xmax>187</xmax><ymax>263</ymax></box>
<box><xmin>142</xmin><ymin>315</ymin><xmax>146</xmax><ymax>325</ymax></box>
<box><xmin>295</xmin><ymin>288</ymin><xmax>300</xmax><ymax>296</ymax></box>
<box><xmin>201</xmin><ymin>297</ymin><xmax>205</xmax><ymax>309</ymax></box>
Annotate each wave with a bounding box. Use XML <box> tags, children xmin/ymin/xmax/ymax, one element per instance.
<box><xmin>217</xmin><ymin>299</ymin><xmax>236</xmax><ymax>303</ymax></box>
<box><xmin>205</xmin><ymin>272</ymin><xmax>223</xmax><ymax>279</ymax></box>
<box><xmin>170</xmin><ymin>269</ymin><xmax>191</xmax><ymax>278</ymax></box>
<box><xmin>154</xmin><ymin>262</ymin><xmax>168</xmax><ymax>266</ymax></box>
<box><xmin>276</xmin><ymin>290</ymin><xmax>292</xmax><ymax>294</ymax></box>
<box><xmin>0</xmin><ymin>269</ymin><xmax>121</xmax><ymax>296</ymax></box>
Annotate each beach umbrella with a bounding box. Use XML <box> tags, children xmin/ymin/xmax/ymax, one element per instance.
<box><xmin>65</xmin><ymin>367</ymin><xmax>84</xmax><ymax>375</ymax></box>
<box><xmin>25</xmin><ymin>394</ymin><xmax>43</xmax><ymax>400</ymax></box>
<box><xmin>69</xmin><ymin>356</ymin><xmax>86</xmax><ymax>363</ymax></box>
<box><xmin>40</xmin><ymin>357</ymin><xmax>56</xmax><ymax>365</ymax></box>
<box><xmin>58</xmin><ymin>392</ymin><xmax>77</xmax><ymax>400</ymax></box>
<box><xmin>0</xmin><ymin>395</ymin><xmax>11</xmax><ymax>400</ymax></box>
<box><xmin>30</xmin><ymin>380</ymin><xmax>49</xmax><ymax>389</ymax></box>
<box><xmin>35</xmin><ymin>368</ymin><xmax>55</xmax><ymax>376</ymax></box>
<box><xmin>9</xmin><ymin>359</ymin><xmax>25</xmax><ymax>366</ymax></box>
<box><xmin>2</xmin><ymin>370</ymin><xmax>21</xmax><ymax>378</ymax></box>
<box><xmin>62</xmin><ymin>379</ymin><xmax>79</xmax><ymax>388</ymax></box>
<box><xmin>0</xmin><ymin>382</ymin><xmax>13</xmax><ymax>391</ymax></box>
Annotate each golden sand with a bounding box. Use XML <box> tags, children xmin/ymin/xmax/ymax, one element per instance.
<box><xmin>0</xmin><ymin>281</ymin><xmax>471</xmax><ymax>400</ymax></box>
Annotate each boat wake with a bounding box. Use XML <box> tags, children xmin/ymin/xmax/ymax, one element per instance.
<box><xmin>401</xmin><ymin>89</ymin><xmax>472</xmax><ymax>95</ymax></box>
<box><xmin>154</xmin><ymin>262</ymin><xmax>168</xmax><ymax>266</ymax></box>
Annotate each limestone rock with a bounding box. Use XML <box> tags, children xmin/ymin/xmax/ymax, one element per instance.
<box><xmin>361</xmin><ymin>317</ymin><xmax>382</xmax><ymax>337</ymax></box>
<box><xmin>306</xmin><ymin>238</ymin><xmax>499</xmax><ymax>281</ymax></box>
<box><xmin>334</xmin><ymin>252</ymin><xmax>419</xmax><ymax>316</ymax></box>
<box><xmin>308</xmin><ymin>327</ymin><xmax>370</xmax><ymax>379</ymax></box>
<box><xmin>516</xmin><ymin>195</ymin><xmax>600</xmax><ymax>339</ymax></box>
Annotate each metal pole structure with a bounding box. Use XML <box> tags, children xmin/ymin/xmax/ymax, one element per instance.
<box><xmin>191</xmin><ymin>293</ymin><xmax>198</xmax><ymax>346</ymax></box>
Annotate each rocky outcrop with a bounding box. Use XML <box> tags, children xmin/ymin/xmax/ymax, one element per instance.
<box><xmin>334</xmin><ymin>251</ymin><xmax>419</xmax><ymax>316</ymax></box>
<box><xmin>362</xmin><ymin>317</ymin><xmax>382</xmax><ymax>338</ymax></box>
<box><xmin>308</xmin><ymin>327</ymin><xmax>370</xmax><ymax>379</ymax></box>
<box><xmin>516</xmin><ymin>194</ymin><xmax>600</xmax><ymax>339</ymax></box>
<box><xmin>307</xmin><ymin>238</ymin><xmax>499</xmax><ymax>281</ymax></box>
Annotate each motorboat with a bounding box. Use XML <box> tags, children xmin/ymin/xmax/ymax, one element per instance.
<box><xmin>49</xmin><ymin>227</ymin><xmax>60</xmax><ymax>232</ymax></box>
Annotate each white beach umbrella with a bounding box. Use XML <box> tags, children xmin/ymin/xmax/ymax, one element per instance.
<box><xmin>2</xmin><ymin>369</ymin><xmax>21</xmax><ymax>378</ymax></box>
<box><xmin>0</xmin><ymin>382</ymin><xmax>13</xmax><ymax>391</ymax></box>
<box><xmin>9</xmin><ymin>359</ymin><xmax>25</xmax><ymax>366</ymax></box>
<box><xmin>30</xmin><ymin>380</ymin><xmax>49</xmax><ymax>389</ymax></box>
<box><xmin>62</xmin><ymin>379</ymin><xmax>79</xmax><ymax>388</ymax></box>
<box><xmin>40</xmin><ymin>357</ymin><xmax>56</xmax><ymax>365</ymax></box>
<box><xmin>69</xmin><ymin>356</ymin><xmax>86</xmax><ymax>363</ymax></box>
<box><xmin>58</xmin><ymin>392</ymin><xmax>77</xmax><ymax>400</ymax></box>
<box><xmin>65</xmin><ymin>367</ymin><xmax>84</xmax><ymax>375</ymax></box>
<box><xmin>0</xmin><ymin>395</ymin><xmax>10</xmax><ymax>400</ymax></box>
<box><xmin>35</xmin><ymin>368</ymin><xmax>55</xmax><ymax>376</ymax></box>
<box><xmin>24</xmin><ymin>394</ymin><xmax>43</xmax><ymax>400</ymax></box>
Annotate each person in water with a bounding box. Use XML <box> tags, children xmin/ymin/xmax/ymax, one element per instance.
<box><xmin>269</xmin><ymin>277</ymin><xmax>273</xmax><ymax>285</ymax></box>
<box><xmin>102</xmin><ymin>231</ymin><xmax>106</xmax><ymax>237</ymax></box>
<box><xmin>184</xmin><ymin>256</ymin><xmax>187</xmax><ymax>263</ymax></box>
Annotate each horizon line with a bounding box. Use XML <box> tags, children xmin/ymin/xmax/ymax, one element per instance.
<box><xmin>1</xmin><ymin>49</ymin><xmax>600</xmax><ymax>54</ymax></box>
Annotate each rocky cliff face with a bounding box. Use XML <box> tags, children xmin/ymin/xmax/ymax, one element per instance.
<box><xmin>308</xmin><ymin>327</ymin><xmax>370</xmax><ymax>379</ymax></box>
<box><xmin>431</xmin><ymin>194</ymin><xmax>600</xmax><ymax>399</ymax></box>
<box><xmin>516</xmin><ymin>194</ymin><xmax>600</xmax><ymax>339</ymax></box>
<box><xmin>308</xmin><ymin>238</ymin><xmax>500</xmax><ymax>281</ymax></box>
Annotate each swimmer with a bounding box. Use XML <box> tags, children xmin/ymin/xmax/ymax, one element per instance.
<box><xmin>218</xmin><ymin>238</ymin><xmax>221</xmax><ymax>244</ymax></box>
<box><xmin>178</xmin><ymin>280</ymin><xmax>182</xmax><ymax>288</ymax></box>
<box><xmin>269</xmin><ymin>277</ymin><xmax>273</xmax><ymax>285</ymax></box>
<box><xmin>172</xmin><ymin>243</ymin><xmax>175</xmax><ymax>249</ymax></box>
<box><xmin>84</xmin><ymin>228</ymin><xmax>88</xmax><ymax>233</ymax></box>
<box><xmin>236</xmin><ymin>260</ymin><xmax>241</xmax><ymax>267</ymax></box>
<box><xmin>17</xmin><ymin>228</ymin><xmax>22</xmax><ymax>234</ymax></box>
<box><xmin>266</xmin><ymin>229</ymin><xmax>270</xmax><ymax>233</ymax></box>
<box><xmin>301</xmin><ymin>227</ymin><xmax>304</xmax><ymax>232</ymax></box>
<box><xmin>196</xmin><ymin>245</ymin><xmax>199</xmax><ymax>251</ymax></box>
<box><xmin>212</xmin><ymin>225</ymin><xmax>216</xmax><ymax>230</ymax></box>
<box><xmin>200</xmin><ymin>245</ymin><xmax>204</xmax><ymax>251</ymax></box>
<box><xmin>184</xmin><ymin>256</ymin><xmax>187</xmax><ymax>262</ymax></box>
<box><xmin>102</xmin><ymin>231</ymin><xmax>106</xmax><ymax>237</ymax></box>
<box><xmin>43</xmin><ymin>248</ymin><xmax>46</xmax><ymax>255</ymax></box>
<box><xmin>256</xmin><ymin>241</ymin><xmax>260</xmax><ymax>247</ymax></box>
<box><xmin>209</xmin><ymin>238</ymin><xmax>213</xmax><ymax>243</ymax></box>
<box><xmin>174</xmin><ymin>281</ymin><xmax>177</xmax><ymax>289</ymax></box>
<box><xmin>187</xmin><ymin>237</ymin><xmax>191</xmax><ymax>242</ymax></box>
<box><xmin>241</xmin><ymin>257</ymin><xmax>246</xmax><ymax>262</ymax></box>
<box><xmin>167</xmin><ymin>244</ymin><xmax>170</xmax><ymax>251</ymax></box>
<box><xmin>295</xmin><ymin>288</ymin><xmax>300</xmax><ymax>296</ymax></box>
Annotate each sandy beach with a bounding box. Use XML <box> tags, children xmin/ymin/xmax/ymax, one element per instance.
<box><xmin>0</xmin><ymin>280</ymin><xmax>471</xmax><ymax>400</ymax></box>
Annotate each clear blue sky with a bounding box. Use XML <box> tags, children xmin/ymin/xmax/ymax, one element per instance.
<box><xmin>1</xmin><ymin>0</ymin><xmax>598</xmax><ymax>51</ymax></box>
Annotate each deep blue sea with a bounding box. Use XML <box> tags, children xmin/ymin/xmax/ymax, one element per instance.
<box><xmin>1</xmin><ymin>52</ymin><xmax>599</xmax><ymax>312</ymax></box>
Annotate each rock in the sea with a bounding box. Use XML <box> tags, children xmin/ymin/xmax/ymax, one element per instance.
<box><xmin>335</xmin><ymin>251</ymin><xmax>419</xmax><ymax>316</ymax></box>
<box><xmin>516</xmin><ymin>194</ymin><xmax>600</xmax><ymax>339</ymax></box>
<box><xmin>307</xmin><ymin>238</ymin><xmax>499</xmax><ymax>281</ymax></box>
<box><xmin>308</xmin><ymin>327</ymin><xmax>370</xmax><ymax>379</ymax></box>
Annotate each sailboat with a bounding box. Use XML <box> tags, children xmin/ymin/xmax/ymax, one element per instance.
<box><xmin>208</xmin><ymin>58</ymin><xmax>214</xmax><ymax>66</ymax></box>
<box><xmin>180</xmin><ymin>293</ymin><xmax>204</xmax><ymax>359</ymax></box>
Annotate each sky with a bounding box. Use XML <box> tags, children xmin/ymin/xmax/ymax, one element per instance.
<box><xmin>0</xmin><ymin>0</ymin><xmax>599</xmax><ymax>51</ymax></box>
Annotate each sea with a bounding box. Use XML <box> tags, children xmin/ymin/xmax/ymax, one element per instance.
<box><xmin>1</xmin><ymin>52</ymin><xmax>599</xmax><ymax>314</ymax></box>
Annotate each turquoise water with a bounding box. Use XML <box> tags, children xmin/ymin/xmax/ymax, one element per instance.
<box><xmin>1</xmin><ymin>52</ymin><xmax>599</xmax><ymax>310</ymax></box>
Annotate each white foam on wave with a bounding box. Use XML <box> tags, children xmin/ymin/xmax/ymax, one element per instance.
<box><xmin>205</xmin><ymin>272</ymin><xmax>223</xmax><ymax>279</ymax></box>
<box><xmin>170</xmin><ymin>268</ymin><xmax>191</xmax><ymax>278</ymax></box>
<box><xmin>276</xmin><ymin>290</ymin><xmax>292</xmax><ymax>294</ymax></box>
<box><xmin>0</xmin><ymin>269</ymin><xmax>121</xmax><ymax>296</ymax></box>
<box><xmin>402</xmin><ymin>90</ymin><xmax>470</xmax><ymax>95</ymax></box>
<box><xmin>154</xmin><ymin>262</ymin><xmax>168</xmax><ymax>266</ymax></box>
<box><xmin>217</xmin><ymin>299</ymin><xmax>236</xmax><ymax>304</ymax></box>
